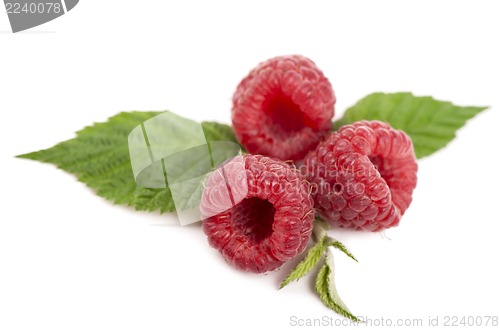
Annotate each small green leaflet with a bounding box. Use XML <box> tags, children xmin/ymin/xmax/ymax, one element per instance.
<box><xmin>333</xmin><ymin>92</ymin><xmax>488</xmax><ymax>158</ymax></box>
<box><xmin>315</xmin><ymin>250</ymin><xmax>360</xmax><ymax>322</ymax></box>
<box><xmin>325</xmin><ymin>237</ymin><xmax>358</xmax><ymax>262</ymax></box>
<box><xmin>280</xmin><ymin>217</ymin><xmax>359</xmax><ymax>321</ymax></box>
<box><xmin>280</xmin><ymin>235</ymin><xmax>326</xmax><ymax>289</ymax></box>
<box><xmin>17</xmin><ymin>111</ymin><xmax>238</xmax><ymax>213</ymax></box>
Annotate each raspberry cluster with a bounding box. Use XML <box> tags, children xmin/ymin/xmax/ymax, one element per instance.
<box><xmin>201</xmin><ymin>55</ymin><xmax>418</xmax><ymax>272</ymax></box>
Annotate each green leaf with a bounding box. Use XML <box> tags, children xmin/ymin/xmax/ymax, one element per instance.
<box><xmin>333</xmin><ymin>92</ymin><xmax>488</xmax><ymax>158</ymax></box>
<box><xmin>17</xmin><ymin>111</ymin><xmax>238</xmax><ymax>213</ymax></box>
<box><xmin>280</xmin><ymin>235</ymin><xmax>326</xmax><ymax>289</ymax></box>
<box><xmin>201</xmin><ymin>121</ymin><xmax>239</xmax><ymax>144</ymax></box>
<box><xmin>325</xmin><ymin>237</ymin><xmax>358</xmax><ymax>263</ymax></box>
<box><xmin>315</xmin><ymin>250</ymin><xmax>360</xmax><ymax>322</ymax></box>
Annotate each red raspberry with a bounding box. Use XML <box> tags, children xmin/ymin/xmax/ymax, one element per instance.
<box><xmin>201</xmin><ymin>154</ymin><xmax>314</xmax><ymax>273</ymax></box>
<box><xmin>232</xmin><ymin>55</ymin><xmax>335</xmax><ymax>161</ymax></box>
<box><xmin>303</xmin><ymin>121</ymin><xmax>418</xmax><ymax>231</ymax></box>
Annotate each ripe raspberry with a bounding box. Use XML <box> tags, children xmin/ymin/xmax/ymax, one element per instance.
<box><xmin>201</xmin><ymin>154</ymin><xmax>314</xmax><ymax>273</ymax></box>
<box><xmin>303</xmin><ymin>121</ymin><xmax>418</xmax><ymax>231</ymax></box>
<box><xmin>232</xmin><ymin>55</ymin><xmax>335</xmax><ymax>161</ymax></box>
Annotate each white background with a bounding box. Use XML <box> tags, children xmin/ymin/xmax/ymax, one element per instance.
<box><xmin>1</xmin><ymin>1</ymin><xmax>500</xmax><ymax>329</ymax></box>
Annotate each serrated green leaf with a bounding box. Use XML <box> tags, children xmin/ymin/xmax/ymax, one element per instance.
<box><xmin>280</xmin><ymin>236</ymin><xmax>326</xmax><ymax>289</ymax></box>
<box><xmin>17</xmin><ymin>111</ymin><xmax>239</xmax><ymax>213</ymax></box>
<box><xmin>325</xmin><ymin>237</ymin><xmax>358</xmax><ymax>263</ymax></box>
<box><xmin>315</xmin><ymin>250</ymin><xmax>360</xmax><ymax>322</ymax></box>
<box><xmin>201</xmin><ymin>121</ymin><xmax>239</xmax><ymax>144</ymax></box>
<box><xmin>333</xmin><ymin>92</ymin><xmax>488</xmax><ymax>158</ymax></box>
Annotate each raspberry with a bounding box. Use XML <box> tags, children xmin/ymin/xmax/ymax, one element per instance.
<box><xmin>232</xmin><ymin>55</ymin><xmax>335</xmax><ymax>161</ymax></box>
<box><xmin>303</xmin><ymin>121</ymin><xmax>418</xmax><ymax>231</ymax></box>
<box><xmin>201</xmin><ymin>154</ymin><xmax>314</xmax><ymax>273</ymax></box>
